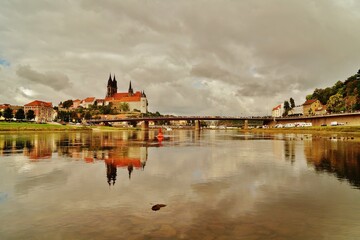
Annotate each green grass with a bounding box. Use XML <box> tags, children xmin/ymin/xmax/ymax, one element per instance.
<box><xmin>0</xmin><ymin>122</ymin><xmax>91</xmax><ymax>132</ymax></box>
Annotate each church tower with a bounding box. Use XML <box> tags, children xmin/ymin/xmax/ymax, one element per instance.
<box><xmin>128</xmin><ymin>81</ymin><xmax>134</xmax><ymax>96</ymax></box>
<box><xmin>106</xmin><ymin>73</ymin><xmax>117</xmax><ymax>98</ymax></box>
<box><xmin>112</xmin><ymin>74</ymin><xmax>118</xmax><ymax>94</ymax></box>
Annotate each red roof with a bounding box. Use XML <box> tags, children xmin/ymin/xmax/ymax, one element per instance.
<box><xmin>303</xmin><ymin>99</ymin><xmax>318</xmax><ymax>106</ymax></box>
<box><xmin>73</xmin><ymin>99</ymin><xmax>81</xmax><ymax>103</ymax></box>
<box><xmin>105</xmin><ymin>91</ymin><xmax>142</xmax><ymax>102</ymax></box>
<box><xmin>272</xmin><ymin>104</ymin><xmax>281</xmax><ymax>111</ymax></box>
<box><xmin>24</xmin><ymin>100</ymin><xmax>52</xmax><ymax>107</ymax></box>
<box><xmin>83</xmin><ymin>97</ymin><xmax>95</xmax><ymax>103</ymax></box>
<box><xmin>0</xmin><ymin>105</ymin><xmax>10</xmax><ymax>110</ymax></box>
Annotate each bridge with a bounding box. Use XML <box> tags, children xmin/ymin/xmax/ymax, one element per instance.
<box><xmin>88</xmin><ymin>116</ymin><xmax>271</xmax><ymax>130</ymax></box>
<box><xmin>88</xmin><ymin>112</ymin><xmax>360</xmax><ymax>130</ymax></box>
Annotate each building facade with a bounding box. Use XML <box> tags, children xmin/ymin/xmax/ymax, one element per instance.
<box><xmin>24</xmin><ymin>100</ymin><xmax>54</xmax><ymax>122</ymax></box>
<box><xmin>303</xmin><ymin>99</ymin><xmax>322</xmax><ymax>116</ymax></box>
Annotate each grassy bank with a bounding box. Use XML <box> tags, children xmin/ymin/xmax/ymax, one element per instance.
<box><xmin>0</xmin><ymin>122</ymin><xmax>91</xmax><ymax>132</ymax></box>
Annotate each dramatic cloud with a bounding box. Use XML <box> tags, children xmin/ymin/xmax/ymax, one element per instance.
<box><xmin>16</xmin><ymin>65</ymin><xmax>72</xmax><ymax>91</ymax></box>
<box><xmin>0</xmin><ymin>0</ymin><xmax>359</xmax><ymax>115</ymax></box>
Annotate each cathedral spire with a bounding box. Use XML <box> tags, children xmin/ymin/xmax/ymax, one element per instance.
<box><xmin>113</xmin><ymin>74</ymin><xmax>117</xmax><ymax>88</ymax></box>
<box><xmin>128</xmin><ymin>81</ymin><xmax>134</xmax><ymax>95</ymax></box>
<box><xmin>107</xmin><ymin>73</ymin><xmax>112</xmax><ymax>86</ymax></box>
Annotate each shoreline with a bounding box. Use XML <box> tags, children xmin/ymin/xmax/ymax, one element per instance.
<box><xmin>1</xmin><ymin>122</ymin><xmax>360</xmax><ymax>135</ymax></box>
<box><xmin>245</xmin><ymin>126</ymin><xmax>360</xmax><ymax>135</ymax></box>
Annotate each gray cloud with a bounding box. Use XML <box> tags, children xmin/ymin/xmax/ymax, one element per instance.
<box><xmin>0</xmin><ymin>0</ymin><xmax>359</xmax><ymax>115</ymax></box>
<box><xmin>16</xmin><ymin>65</ymin><xmax>72</xmax><ymax>91</ymax></box>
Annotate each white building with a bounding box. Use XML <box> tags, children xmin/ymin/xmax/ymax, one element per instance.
<box><xmin>272</xmin><ymin>104</ymin><xmax>284</xmax><ymax>117</ymax></box>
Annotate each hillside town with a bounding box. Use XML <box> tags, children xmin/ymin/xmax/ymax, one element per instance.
<box><xmin>0</xmin><ymin>74</ymin><xmax>148</xmax><ymax>123</ymax></box>
<box><xmin>272</xmin><ymin>69</ymin><xmax>360</xmax><ymax>118</ymax></box>
<box><xmin>1</xmin><ymin>69</ymin><xmax>360</xmax><ymax>125</ymax></box>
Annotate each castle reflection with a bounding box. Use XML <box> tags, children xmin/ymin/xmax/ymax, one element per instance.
<box><xmin>0</xmin><ymin>131</ymin><xmax>152</xmax><ymax>185</ymax></box>
<box><xmin>3</xmin><ymin>131</ymin><xmax>360</xmax><ymax>189</ymax></box>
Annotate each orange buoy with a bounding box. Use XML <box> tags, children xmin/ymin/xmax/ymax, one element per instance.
<box><xmin>157</xmin><ymin>128</ymin><xmax>164</xmax><ymax>141</ymax></box>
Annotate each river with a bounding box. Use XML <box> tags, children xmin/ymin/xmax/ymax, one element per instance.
<box><xmin>0</xmin><ymin>130</ymin><xmax>360</xmax><ymax>239</ymax></box>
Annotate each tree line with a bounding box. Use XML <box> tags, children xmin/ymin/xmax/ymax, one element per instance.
<box><xmin>0</xmin><ymin>107</ymin><xmax>35</xmax><ymax>121</ymax></box>
<box><xmin>56</xmin><ymin>100</ymin><xmax>132</xmax><ymax>122</ymax></box>
<box><xmin>280</xmin><ymin>69</ymin><xmax>360</xmax><ymax>116</ymax></box>
<box><xmin>306</xmin><ymin>69</ymin><xmax>360</xmax><ymax>113</ymax></box>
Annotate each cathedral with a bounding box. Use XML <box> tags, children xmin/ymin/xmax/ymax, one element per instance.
<box><xmin>104</xmin><ymin>74</ymin><xmax>148</xmax><ymax>113</ymax></box>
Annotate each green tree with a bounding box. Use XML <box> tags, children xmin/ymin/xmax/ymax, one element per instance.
<box><xmin>0</xmin><ymin>111</ymin><xmax>2</xmax><ymax>118</ymax></box>
<box><xmin>290</xmin><ymin>98</ymin><xmax>295</xmax><ymax>108</ymax></box>
<box><xmin>327</xmin><ymin>93</ymin><xmax>344</xmax><ymax>113</ymax></box>
<box><xmin>306</xmin><ymin>94</ymin><xmax>313</xmax><ymax>100</ymax></box>
<box><xmin>15</xmin><ymin>109</ymin><xmax>25</xmax><ymax>121</ymax></box>
<box><xmin>120</xmin><ymin>102</ymin><xmax>130</xmax><ymax>112</ymax></box>
<box><xmin>99</xmin><ymin>104</ymin><xmax>112</xmax><ymax>114</ymax></box>
<box><xmin>3</xmin><ymin>107</ymin><xmax>13</xmax><ymax>120</ymax></box>
<box><xmin>26</xmin><ymin>110</ymin><xmax>35</xmax><ymax>120</ymax></box>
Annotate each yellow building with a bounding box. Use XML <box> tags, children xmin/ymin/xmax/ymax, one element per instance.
<box><xmin>303</xmin><ymin>99</ymin><xmax>322</xmax><ymax>116</ymax></box>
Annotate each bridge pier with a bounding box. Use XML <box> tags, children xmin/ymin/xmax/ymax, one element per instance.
<box><xmin>195</xmin><ymin>120</ymin><xmax>201</xmax><ymax>131</ymax></box>
<box><xmin>244</xmin><ymin>120</ymin><xmax>249</xmax><ymax>130</ymax></box>
<box><xmin>141</xmin><ymin>121</ymin><xmax>149</xmax><ymax>131</ymax></box>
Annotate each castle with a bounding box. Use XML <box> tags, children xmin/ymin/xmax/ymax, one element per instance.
<box><xmin>104</xmin><ymin>74</ymin><xmax>148</xmax><ymax>113</ymax></box>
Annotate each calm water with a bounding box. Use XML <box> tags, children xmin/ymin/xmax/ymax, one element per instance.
<box><xmin>1</xmin><ymin>130</ymin><xmax>360</xmax><ymax>240</ymax></box>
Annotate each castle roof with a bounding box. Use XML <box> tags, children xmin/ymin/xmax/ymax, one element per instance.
<box><xmin>105</xmin><ymin>157</ymin><xmax>142</xmax><ymax>168</ymax></box>
<box><xmin>105</xmin><ymin>91</ymin><xmax>142</xmax><ymax>102</ymax></box>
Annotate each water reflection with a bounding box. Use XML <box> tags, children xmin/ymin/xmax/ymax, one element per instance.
<box><xmin>303</xmin><ymin>136</ymin><xmax>360</xmax><ymax>188</ymax></box>
<box><xmin>1</xmin><ymin>131</ymin><xmax>360</xmax><ymax>239</ymax></box>
<box><xmin>0</xmin><ymin>131</ymin><xmax>151</xmax><ymax>185</ymax></box>
<box><xmin>1</xmin><ymin>132</ymin><xmax>360</xmax><ymax>189</ymax></box>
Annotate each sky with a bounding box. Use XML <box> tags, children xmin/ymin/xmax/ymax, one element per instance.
<box><xmin>0</xmin><ymin>0</ymin><xmax>359</xmax><ymax>116</ymax></box>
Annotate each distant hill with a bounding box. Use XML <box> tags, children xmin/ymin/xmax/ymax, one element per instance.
<box><xmin>306</xmin><ymin>69</ymin><xmax>360</xmax><ymax>113</ymax></box>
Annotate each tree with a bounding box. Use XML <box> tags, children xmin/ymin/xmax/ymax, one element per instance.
<box><xmin>26</xmin><ymin>110</ymin><xmax>35</xmax><ymax>120</ymax></box>
<box><xmin>3</xmin><ymin>107</ymin><xmax>13</xmax><ymax>120</ymax></box>
<box><xmin>0</xmin><ymin>111</ymin><xmax>2</xmax><ymax>118</ymax></box>
<box><xmin>290</xmin><ymin>98</ymin><xmax>295</xmax><ymax>108</ymax></box>
<box><xmin>99</xmin><ymin>104</ymin><xmax>112</xmax><ymax>114</ymax></box>
<box><xmin>327</xmin><ymin>93</ymin><xmax>344</xmax><ymax>113</ymax></box>
<box><xmin>84</xmin><ymin>111</ymin><xmax>92</xmax><ymax>120</ymax></box>
<box><xmin>306</xmin><ymin>94</ymin><xmax>313</xmax><ymax>100</ymax></box>
<box><xmin>120</xmin><ymin>102</ymin><xmax>130</xmax><ymax>112</ymax></box>
<box><xmin>283</xmin><ymin>101</ymin><xmax>290</xmax><ymax>116</ymax></box>
<box><xmin>15</xmin><ymin>109</ymin><xmax>25</xmax><ymax>121</ymax></box>
<box><xmin>62</xmin><ymin>99</ymin><xmax>73</xmax><ymax>109</ymax></box>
